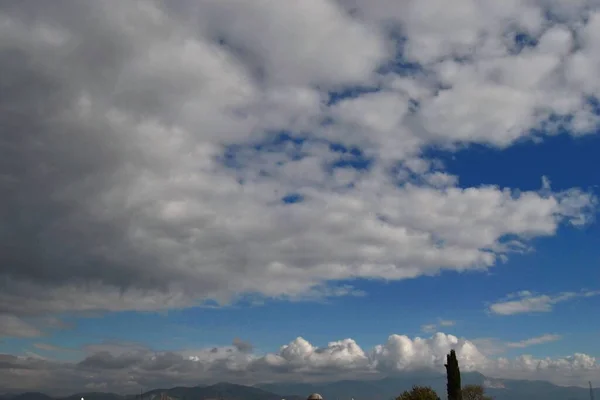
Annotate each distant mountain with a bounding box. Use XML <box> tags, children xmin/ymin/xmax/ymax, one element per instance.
<box><xmin>257</xmin><ymin>372</ymin><xmax>599</xmax><ymax>400</ymax></box>
<box><xmin>485</xmin><ymin>378</ymin><xmax>598</xmax><ymax>400</ymax></box>
<box><xmin>61</xmin><ymin>393</ymin><xmax>124</xmax><ymax>400</ymax></box>
<box><xmin>1</xmin><ymin>375</ymin><xmax>598</xmax><ymax>400</ymax></box>
<box><xmin>10</xmin><ymin>393</ymin><xmax>54</xmax><ymax>400</ymax></box>
<box><xmin>137</xmin><ymin>382</ymin><xmax>303</xmax><ymax>400</ymax></box>
<box><xmin>0</xmin><ymin>384</ymin><xmax>301</xmax><ymax>400</ymax></box>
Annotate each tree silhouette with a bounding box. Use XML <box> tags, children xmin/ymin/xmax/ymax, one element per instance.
<box><xmin>396</xmin><ymin>386</ymin><xmax>440</xmax><ymax>400</ymax></box>
<box><xmin>445</xmin><ymin>349</ymin><xmax>463</xmax><ymax>400</ymax></box>
<box><xmin>462</xmin><ymin>385</ymin><xmax>492</xmax><ymax>400</ymax></box>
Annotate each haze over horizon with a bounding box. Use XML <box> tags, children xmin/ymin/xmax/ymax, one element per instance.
<box><xmin>1</xmin><ymin>0</ymin><xmax>600</xmax><ymax>395</ymax></box>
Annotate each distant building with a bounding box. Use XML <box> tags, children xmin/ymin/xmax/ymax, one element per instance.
<box><xmin>307</xmin><ymin>394</ymin><xmax>323</xmax><ymax>400</ymax></box>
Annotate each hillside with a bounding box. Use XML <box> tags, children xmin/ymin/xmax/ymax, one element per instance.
<box><xmin>1</xmin><ymin>375</ymin><xmax>598</xmax><ymax>400</ymax></box>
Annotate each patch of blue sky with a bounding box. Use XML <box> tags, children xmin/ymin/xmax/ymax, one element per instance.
<box><xmin>219</xmin><ymin>131</ymin><xmax>309</xmax><ymax>171</ymax></box>
<box><xmin>376</xmin><ymin>32</ymin><xmax>423</xmax><ymax>76</ymax></box>
<box><xmin>326</xmin><ymin>142</ymin><xmax>374</xmax><ymax>172</ymax></box>
<box><xmin>421</xmin><ymin>117</ymin><xmax>600</xmax><ymax>193</ymax></box>
<box><xmin>586</xmin><ymin>95</ymin><xmax>600</xmax><ymax>114</ymax></box>
<box><xmin>385</xmin><ymin>160</ymin><xmax>445</xmax><ymax>188</ymax></box>
<box><xmin>221</xmin><ymin>131</ymin><xmax>375</xmax><ymax>175</ymax></box>
<box><xmin>511</xmin><ymin>32</ymin><xmax>539</xmax><ymax>53</ymax></box>
<box><xmin>281</xmin><ymin>193</ymin><xmax>304</xmax><ymax>204</ymax></box>
<box><xmin>326</xmin><ymin>38</ymin><xmax>423</xmax><ymax>111</ymax></box>
<box><xmin>326</xmin><ymin>85</ymin><xmax>381</xmax><ymax>106</ymax></box>
<box><xmin>222</xmin><ymin>140</ymin><xmax>294</xmax><ymax>172</ymax></box>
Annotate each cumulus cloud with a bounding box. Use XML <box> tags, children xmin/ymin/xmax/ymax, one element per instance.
<box><xmin>489</xmin><ymin>290</ymin><xmax>600</xmax><ymax>315</ymax></box>
<box><xmin>370</xmin><ymin>333</ymin><xmax>487</xmax><ymax>372</ymax></box>
<box><xmin>0</xmin><ymin>0</ymin><xmax>598</xmax><ymax>326</ymax></box>
<box><xmin>1</xmin><ymin>333</ymin><xmax>598</xmax><ymax>395</ymax></box>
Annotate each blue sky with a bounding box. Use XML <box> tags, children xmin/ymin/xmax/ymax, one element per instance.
<box><xmin>3</xmin><ymin>0</ymin><xmax>600</xmax><ymax>394</ymax></box>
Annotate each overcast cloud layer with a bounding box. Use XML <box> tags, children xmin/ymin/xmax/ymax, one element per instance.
<box><xmin>1</xmin><ymin>0</ymin><xmax>600</xmax><ymax>393</ymax></box>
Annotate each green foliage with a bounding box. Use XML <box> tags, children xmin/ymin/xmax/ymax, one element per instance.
<box><xmin>445</xmin><ymin>349</ymin><xmax>463</xmax><ymax>400</ymax></box>
<box><xmin>461</xmin><ymin>385</ymin><xmax>492</xmax><ymax>400</ymax></box>
<box><xmin>396</xmin><ymin>386</ymin><xmax>440</xmax><ymax>400</ymax></box>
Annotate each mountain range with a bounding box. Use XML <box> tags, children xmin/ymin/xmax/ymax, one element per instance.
<box><xmin>258</xmin><ymin>372</ymin><xmax>599</xmax><ymax>400</ymax></box>
<box><xmin>1</xmin><ymin>374</ymin><xmax>598</xmax><ymax>400</ymax></box>
<box><xmin>0</xmin><ymin>384</ymin><xmax>304</xmax><ymax>400</ymax></box>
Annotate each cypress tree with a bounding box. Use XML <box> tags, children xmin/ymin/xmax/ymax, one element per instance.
<box><xmin>445</xmin><ymin>349</ymin><xmax>463</xmax><ymax>400</ymax></box>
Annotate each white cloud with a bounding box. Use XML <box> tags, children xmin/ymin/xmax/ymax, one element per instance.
<box><xmin>0</xmin><ymin>314</ymin><xmax>42</xmax><ymax>338</ymax></box>
<box><xmin>469</xmin><ymin>338</ymin><xmax>508</xmax><ymax>357</ymax></box>
<box><xmin>439</xmin><ymin>320</ymin><xmax>456</xmax><ymax>327</ymax></box>
<box><xmin>33</xmin><ymin>343</ymin><xmax>75</xmax><ymax>353</ymax></box>
<box><xmin>3</xmin><ymin>332</ymin><xmax>598</xmax><ymax>394</ymax></box>
<box><xmin>191</xmin><ymin>0</ymin><xmax>389</xmax><ymax>87</ymax></box>
<box><xmin>489</xmin><ymin>290</ymin><xmax>600</xmax><ymax>315</ymax></box>
<box><xmin>506</xmin><ymin>334</ymin><xmax>562</xmax><ymax>348</ymax></box>
<box><xmin>370</xmin><ymin>333</ymin><xmax>487</xmax><ymax>372</ymax></box>
<box><xmin>0</xmin><ymin>0</ymin><xmax>599</xmax><ymax>337</ymax></box>
<box><xmin>471</xmin><ymin>334</ymin><xmax>563</xmax><ymax>356</ymax></box>
<box><xmin>421</xmin><ymin>324</ymin><xmax>438</xmax><ymax>333</ymax></box>
<box><xmin>421</xmin><ymin>319</ymin><xmax>456</xmax><ymax>333</ymax></box>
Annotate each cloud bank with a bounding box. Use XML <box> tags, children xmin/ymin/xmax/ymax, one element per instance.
<box><xmin>3</xmin><ymin>333</ymin><xmax>598</xmax><ymax>394</ymax></box>
<box><xmin>1</xmin><ymin>0</ymin><xmax>598</xmax><ymax>321</ymax></box>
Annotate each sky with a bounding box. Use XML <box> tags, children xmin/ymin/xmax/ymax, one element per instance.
<box><xmin>1</xmin><ymin>0</ymin><xmax>600</xmax><ymax>395</ymax></box>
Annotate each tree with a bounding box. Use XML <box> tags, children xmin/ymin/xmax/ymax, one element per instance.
<box><xmin>396</xmin><ymin>386</ymin><xmax>441</xmax><ymax>400</ymax></box>
<box><xmin>461</xmin><ymin>385</ymin><xmax>492</xmax><ymax>400</ymax></box>
<box><xmin>445</xmin><ymin>349</ymin><xmax>463</xmax><ymax>400</ymax></box>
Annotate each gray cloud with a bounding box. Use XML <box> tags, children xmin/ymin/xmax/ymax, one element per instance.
<box><xmin>233</xmin><ymin>338</ymin><xmax>254</xmax><ymax>354</ymax></box>
<box><xmin>0</xmin><ymin>314</ymin><xmax>42</xmax><ymax>338</ymax></box>
<box><xmin>78</xmin><ymin>351</ymin><xmax>140</xmax><ymax>370</ymax></box>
